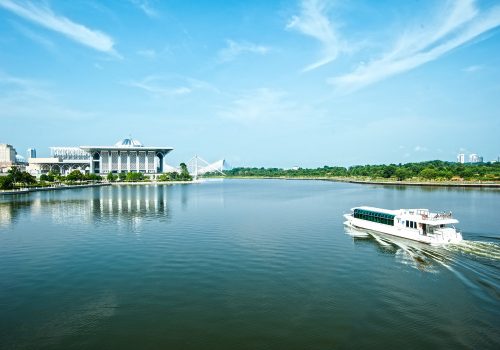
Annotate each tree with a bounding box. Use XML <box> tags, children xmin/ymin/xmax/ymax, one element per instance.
<box><xmin>179</xmin><ymin>163</ymin><xmax>192</xmax><ymax>181</ymax></box>
<box><xmin>107</xmin><ymin>172</ymin><xmax>117</xmax><ymax>182</ymax></box>
<box><xmin>158</xmin><ymin>173</ymin><xmax>171</xmax><ymax>181</ymax></box>
<box><xmin>20</xmin><ymin>172</ymin><xmax>36</xmax><ymax>186</ymax></box>
<box><xmin>126</xmin><ymin>172</ymin><xmax>144</xmax><ymax>181</ymax></box>
<box><xmin>395</xmin><ymin>168</ymin><xmax>410</xmax><ymax>181</ymax></box>
<box><xmin>118</xmin><ymin>172</ymin><xmax>126</xmax><ymax>181</ymax></box>
<box><xmin>419</xmin><ymin>168</ymin><xmax>438</xmax><ymax>180</ymax></box>
<box><xmin>66</xmin><ymin>170</ymin><xmax>85</xmax><ymax>182</ymax></box>
<box><xmin>7</xmin><ymin>167</ymin><xmax>22</xmax><ymax>183</ymax></box>
<box><xmin>84</xmin><ymin>173</ymin><xmax>102</xmax><ymax>181</ymax></box>
<box><xmin>0</xmin><ymin>176</ymin><xmax>14</xmax><ymax>190</ymax></box>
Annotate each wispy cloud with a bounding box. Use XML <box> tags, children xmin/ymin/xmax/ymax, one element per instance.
<box><xmin>11</xmin><ymin>21</ymin><xmax>56</xmax><ymax>51</ymax></box>
<box><xmin>329</xmin><ymin>0</ymin><xmax>500</xmax><ymax>92</ymax></box>
<box><xmin>130</xmin><ymin>0</ymin><xmax>158</xmax><ymax>18</ymax></box>
<box><xmin>126</xmin><ymin>75</ymin><xmax>218</xmax><ymax>98</ymax></box>
<box><xmin>130</xmin><ymin>0</ymin><xmax>159</xmax><ymax>18</ymax></box>
<box><xmin>217</xmin><ymin>40</ymin><xmax>270</xmax><ymax>62</ymax></box>
<box><xmin>136</xmin><ymin>49</ymin><xmax>157</xmax><ymax>59</ymax></box>
<box><xmin>414</xmin><ymin>145</ymin><xmax>428</xmax><ymax>152</ymax></box>
<box><xmin>0</xmin><ymin>0</ymin><xmax>118</xmax><ymax>56</ymax></box>
<box><xmin>0</xmin><ymin>71</ymin><xmax>95</xmax><ymax>120</ymax></box>
<box><xmin>217</xmin><ymin>88</ymin><xmax>310</xmax><ymax>124</ymax></box>
<box><xmin>286</xmin><ymin>0</ymin><xmax>343</xmax><ymax>72</ymax></box>
<box><xmin>463</xmin><ymin>64</ymin><xmax>483</xmax><ymax>73</ymax></box>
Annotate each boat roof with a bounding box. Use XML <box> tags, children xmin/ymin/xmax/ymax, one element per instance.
<box><xmin>351</xmin><ymin>206</ymin><xmax>459</xmax><ymax>224</ymax></box>
<box><xmin>352</xmin><ymin>206</ymin><xmax>399</xmax><ymax>215</ymax></box>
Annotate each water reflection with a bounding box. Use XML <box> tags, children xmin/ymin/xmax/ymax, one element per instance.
<box><xmin>0</xmin><ymin>185</ymin><xmax>172</xmax><ymax>228</ymax></box>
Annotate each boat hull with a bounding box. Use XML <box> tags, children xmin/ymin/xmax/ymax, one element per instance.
<box><xmin>344</xmin><ymin>214</ymin><xmax>462</xmax><ymax>245</ymax></box>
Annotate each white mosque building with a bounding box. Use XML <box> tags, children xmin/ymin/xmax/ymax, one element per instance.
<box><xmin>27</xmin><ymin>138</ymin><xmax>173</xmax><ymax>175</ymax></box>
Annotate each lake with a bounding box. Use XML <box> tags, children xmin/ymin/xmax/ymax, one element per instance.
<box><xmin>0</xmin><ymin>179</ymin><xmax>499</xmax><ymax>349</ymax></box>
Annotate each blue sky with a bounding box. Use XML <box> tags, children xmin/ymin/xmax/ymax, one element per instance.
<box><xmin>0</xmin><ymin>0</ymin><xmax>499</xmax><ymax>167</ymax></box>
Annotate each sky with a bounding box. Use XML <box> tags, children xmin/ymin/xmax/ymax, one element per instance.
<box><xmin>0</xmin><ymin>0</ymin><xmax>499</xmax><ymax>168</ymax></box>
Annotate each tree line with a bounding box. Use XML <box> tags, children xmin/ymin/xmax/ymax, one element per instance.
<box><xmin>0</xmin><ymin>163</ymin><xmax>193</xmax><ymax>190</ymax></box>
<box><xmin>215</xmin><ymin>160</ymin><xmax>500</xmax><ymax>181</ymax></box>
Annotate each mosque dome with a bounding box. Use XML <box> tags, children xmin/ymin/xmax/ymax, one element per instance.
<box><xmin>115</xmin><ymin>138</ymin><xmax>143</xmax><ymax>147</ymax></box>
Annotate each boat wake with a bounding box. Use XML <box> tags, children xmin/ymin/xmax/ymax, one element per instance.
<box><xmin>443</xmin><ymin>240</ymin><xmax>500</xmax><ymax>261</ymax></box>
<box><xmin>344</xmin><ymin>225</ymin><xmax>500</xmax><ymax>273</ymax></box>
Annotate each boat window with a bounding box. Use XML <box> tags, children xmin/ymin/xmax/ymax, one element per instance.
<box><xmin>353</xmin><ymin>208</ymin><xmax>395</xmax><ymax>226</ymax></box>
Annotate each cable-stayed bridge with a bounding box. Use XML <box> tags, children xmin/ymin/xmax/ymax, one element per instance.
<box><xmin>164</xmin><ymin>156</ymin><xmax>227</xmax><ymax>179</ymax></box>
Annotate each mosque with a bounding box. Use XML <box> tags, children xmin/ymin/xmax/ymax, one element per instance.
<box><xmin>27</xmin><ymin>137</ymin><xmax>173</xmax><ymax>175</ymax></box>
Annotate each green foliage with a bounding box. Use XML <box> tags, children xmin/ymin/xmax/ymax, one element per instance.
<box><xmin>40</xmin><ymin>171</ymin><xmax>56</xmax><ymax>182</ymax></box>
<box><xmin>107</xmin><ymin>172</ymin><xmax>117</xmax><ymax>182</ymax></box>
<box><xmin>218</xmin><ymin>160</ymin><xmax>500</xmax><ymax>182</ymax></box>
<box><xmin>179</xmin><ymin>163</ymin><xmax>192</xmax><ymax>181</ymax></box>
<box><xmin>395</xmin><ymin>168</ymin><xmax>411</xmax><ymax>181</ymax></box>
<box><xmin>0</xmin><ymin>176</ymin><xmax>14</xmax><ymax>190</ymax></box>
<box><xmin>85</xmin><ymin>173</ymin><xmax>102</xmax><ymax>181</ymax></box>
<box><xmin>126</xmin><ymin>172</ymin><xmax>145</xmax><ymax>181</ymax></box>
<box><xmin>157</xmin><ymin>173</ymin><xmax>171</xmax><ymax>181</ymax></box>
<box><xmin>419</xmin><ymin>168</ymin><xmax>438</xmax><ymax>180</ymax></box>
<box><xmin>1</xmin><ymin>169</ymin><xmax>36</xmax><ymax>189</ymax></box>
<box><xmin>66</xmin><ymin>170</ymin><xmax>85</xmax><ymax>182</ymax></box>
<box><xmin>118</xmin><ymin>172</ymin><xmax>127</xmax><ymax>181</ymax></box>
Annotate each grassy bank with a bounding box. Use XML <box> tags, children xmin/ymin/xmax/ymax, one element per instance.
<box><xmin>204</xmin><ymin>175</ymin><xmax>500</xmax><ymax>188</ymax></box>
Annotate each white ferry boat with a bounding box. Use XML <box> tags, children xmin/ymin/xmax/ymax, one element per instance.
<box><xmin>344</xmin><ymin>206</ymin><xmax>462</xmax><ymax>245</ymax></box>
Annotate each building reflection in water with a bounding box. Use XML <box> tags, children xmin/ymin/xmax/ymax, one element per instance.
<box><xmin>0</xmin><ymin>185</ymin><xmax>172</xmax><ymax>229</ymax></box>
<box><xmin>91</xmin><ymin>186</ymin><xmax>170</xmax><ymax>230</ymax></box>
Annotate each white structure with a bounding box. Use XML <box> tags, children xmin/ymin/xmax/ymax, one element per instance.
<box><xmin>80</xmin><ymin>138</ymin><xmax>173</xmax><ymax>174</ymax></box>
<box><xmin>27</xmin><ymin>157</ymin><xmax>89</xmax><ymax>175</ymax></box>
<box><xmin>50</xmin><ymin>147</ymin><xmax>89</xmax><ymax>160</ymax></box>
<box><xmin>469</xmin><ymin>154</ymin><xmax>483</xmax><ymax>163</ymax></box>
<box><xmin>27</xmin><ymin>138</ymin><xmax>173</xmax><ymax>176</ymax></box>
<box><xmin>186</xmin><ymin>156</ymin><xmax>225</xmax><ymax>178</ymax></box>
<box><xmin>344</xmin><ymin>206</ymin><xmax>462</xmax><ymax>245</ymax></box>
<box><xmin>0</xmin><ymin>143</ymin><xmax>17</xmax><ymax>172</ymax></box>
<box><xmin>457</xmin><ymin>153</ymin><xmax>465</xmax><ymax>163</ymax></box>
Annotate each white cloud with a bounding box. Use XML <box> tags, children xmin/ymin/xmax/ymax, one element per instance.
<box><xmin>463</xmin><ymin>64</ymin><xmax>483</xmax><ymax>72</ymax></box>
<box><xmin>329</xmin><ymin>0</ymin><xmax>500</xmax><ymax>92</ymax></box>
<box><xmin>286</xmin><ymin>0</ymin><xmax>343</xmax><ymax>72</ymax></box>
<box><xmin>218</xmin><ymin>88</ymin><xmax>305</xmax><ymax>124</ymax></box>
<box><xmin>0</xmin><ymin>0</ymin><xmax>118</xmax><ymax>55</ymax></box>
<box><xmin>0</xmin><ymin>72</ymin><xmax>95</xmax><ymax>120</ymax></box>
<box><xmin>11</xmin><ymin>21</ymin><xmax>56</xmax><ymax>51</ymax></box>
<box><xmin>130</xmin><ymin>0</ymin><xmax>158</xmax><ymax>18</ymax></box>
<box><xmin>414</xmin><ymin>145</ymin><xmax>428</xmax><ymax>152</ymax></box>
<box><xmin>217</xmin><ymin>40</ymin><xmax>270</xmax><ymax>62</ymax></box>
<box><xmin>136</xmin><ymin>49</ymin><xmax>157</xmax><ymax>59</ymax></box>
<box><xmin>126</xmin><ymin>75</ymin><xmax>218</xmax><ymax>98</ymax></box>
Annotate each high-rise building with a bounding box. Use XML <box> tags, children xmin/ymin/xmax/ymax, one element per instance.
<box><xmin>0</xmin><ymin>143</ymin><xmax>18</xmax><ymax>172</ymax></box>
<box><xmin>457</xmin><ymin>153</ymin><xmax>465</xmax><ymax>163</ymax></box>
<box><xmin>27</xmin><ymin>148</ymin><xmax>37</xmax><ymax>159</ymax></box>
<box><xmin>0</xmin><ymin>144</ymin><xmax>17</xmax><ymax>162</ymax></box>
<box><xmin>469</xmin><ymin>154</ymin><xmax>483</xmax><ymax>163</ymax></box>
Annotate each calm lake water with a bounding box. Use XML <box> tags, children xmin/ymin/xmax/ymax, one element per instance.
<box><xmin>1</xmin><ymin>179</ymin><xmax>499</xmax><ymax>349</ymax></box>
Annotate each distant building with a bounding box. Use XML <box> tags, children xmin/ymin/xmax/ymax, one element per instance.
<box><xmin>469</xmin><ymin>154</ymin><xmax>483</xmax><ymax>163</ymax></box>
<box><xmin>27</xmin><ymin>148</ymin><xmax>37</xmax><ymax>159</ymax></box>
<box><xmin>0</xmin><ymin>143</ymin><xmax>17</xmax><ymax>172</ymax></box>
<box><xmin>457</xmin><ymin>153</ymin><xmax>465</xmax><ymax>163</ymax></box>
<box><xmin>27</xmin><ymin>137</ymin><xmax>173</xmax><ymax>175</ymax></box>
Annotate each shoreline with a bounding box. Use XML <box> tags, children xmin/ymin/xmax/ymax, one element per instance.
<box><xmin>209</xmin><ymin>176</ymin><xmax>500</xmax><ymax>188</ymax></box>
<box><xmin>110</xmin><ymin>180</ymin><xmax>203</xmax><ymax>185</ymax></box>
<box><xmin>0</xmin><ymin>183</ymin><xmax>110</xmax><ymax>196</ymax></box>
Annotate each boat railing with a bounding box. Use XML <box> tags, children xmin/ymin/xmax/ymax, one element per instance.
<box><xmin>421</xmin><ymin>211</ymin><xmax>453</xmax><ymax>220</ymax></box>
